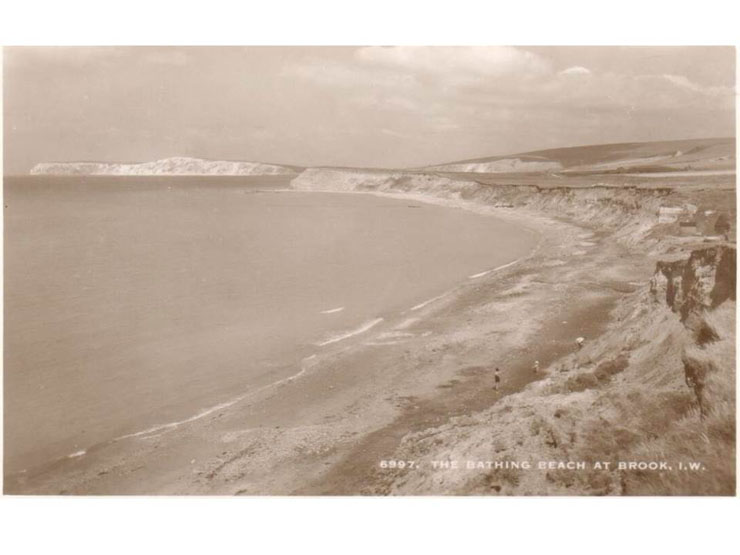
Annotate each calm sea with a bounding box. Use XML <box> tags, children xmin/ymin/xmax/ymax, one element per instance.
<box><xmin>3</xmin><ymin>175</ymin><xmax>536</xmax><ymax>473</ymax></box>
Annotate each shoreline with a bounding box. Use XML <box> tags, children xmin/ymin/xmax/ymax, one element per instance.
<box><xmin>7</xmin><ymin>171</ymin><xmax>689</xmax><ymax>495</ymax></box>
<box><xmin>5</xmin><ymin>187</ymin><xmax>543</xmax><ymax>491</ymax></box>
<box><xmin>5</xmin><ymin>186</ymin><xmax>629</xmax><ymax>495</ymax></box>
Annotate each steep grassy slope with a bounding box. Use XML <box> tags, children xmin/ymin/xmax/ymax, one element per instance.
<box><xmin>377</xmin><ymin>246</ymin><xmax>735</xmax><ymax>495</ymax></box>
<box><xmin>291</xmin><ymin>167</ymin><xmax>736</xmax><ymax>495</ymax></box>
<box><xmin>292</xmin><ymin>167</ymin><xmax>733</xmax><ymax>247</ymax></box>
<box><xmin>423</xmin><ymin>137</ymin><xmax>735</xmax><ymax>173</ymax></box>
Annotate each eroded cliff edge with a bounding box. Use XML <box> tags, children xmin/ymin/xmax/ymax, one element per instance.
<box><xmin>292</xmin><ymin>168</ymin><xmax>731</xmax><ymax>247</ymax></box>
<box><xmin>292</xmin><ymin>167</ymin><xmax>736</xmax><ymax>495</ymax></box>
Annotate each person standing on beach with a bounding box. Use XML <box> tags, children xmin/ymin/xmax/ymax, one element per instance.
<box><xmin>533</xmin><ymin>360</ymin><xmax>540</xmax><ymax>374</ymax></box>
<box><xmin>494</xmin><ymin>367</ymin><xmax>501</xmax><ymax>391</ymax></box>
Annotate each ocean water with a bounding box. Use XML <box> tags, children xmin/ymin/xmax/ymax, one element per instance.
<box><xmin>3</xmin><ymin>176</ymin><xmax>537</xmax><ymax>474</ymax></box>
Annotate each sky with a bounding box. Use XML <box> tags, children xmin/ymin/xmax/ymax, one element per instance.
<box><xmin>3</xmin><ymin>46</ymin><xmax>736</xmax><ymax>174</ymax></box>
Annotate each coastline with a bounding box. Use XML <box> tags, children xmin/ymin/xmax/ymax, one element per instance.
<box><xmin>9</xmin><ymin>171</ymin><xmax>728</xmax><ymax>495</ymax></box>
<box><xmin>4</xmin><ymin>44</ymin><xmax>735</xmax><ymax>500</ymax></box>
<box><xmin>5</xmin><ymin>185</ymin><xmax>546</xmax><ymax>494</ymax></box>
<box><xmin>7</xmin><ymin>183</ymin><xmax>640</xmax><ymax>495</ymax></box>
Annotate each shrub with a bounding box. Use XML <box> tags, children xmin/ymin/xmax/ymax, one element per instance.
<box><xmin>593</xmin><ymin>354</ymin><xmax>630</xmax><ymax>381</ymax></box>
<box><xmin>564</xmin><ymin>372</ymin><xmax>599</xmax><ymax>393</ymax></box>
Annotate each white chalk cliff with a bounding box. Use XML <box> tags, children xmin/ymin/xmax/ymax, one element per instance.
<box><xmin>30</xmin><ymin>157</ymin><xmax>299</xmax><ymax>176</ymax></box>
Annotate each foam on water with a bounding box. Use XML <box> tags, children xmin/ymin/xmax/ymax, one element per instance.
<box><xmin>4</xmin><ymin>180</ymin><xmax>539</xmax><ymax>474</ymax></box>
<box><xmin>116</xmin><ymin>353</ymin><xmax>321</xmax><ymax>443</ymax></box>
<box><xmin>315</xmin><ymin>317</ymin><xmax>384</xmax><ymax>347</ymax></box>
<box><xmin>469</xmin><ymin>257</ymin><xmax>524</xmax><ymax>279</ymax></box>
<box><xmin>320</xmin><ymin>307</ymin><xmax>345</xmax><ymax>314</ymax></box>
<box><xmin>410</xmin><ymin>293</ymin><xmax>449</xmax><ymax>312</ymax></box>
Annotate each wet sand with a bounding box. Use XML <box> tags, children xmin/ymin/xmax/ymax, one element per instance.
<box><xmin>4</xmin><ymin>183</ymin><xmax>655</xmax><ymax>495</ymax></box>
<box><xmin>4</xmin><ymin>178</ymin><xmax>536</xmax><ymax>478</ymax></box>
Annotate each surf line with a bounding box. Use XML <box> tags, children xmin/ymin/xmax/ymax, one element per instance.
<box><xmin>468</xmin><ymin>256</ymin><xmax>525</xmax><ymax>280</ymax></box>
<box><xmin>320</xmin><ymin>306</ymin><xmax>345</xmax><ymax>314</ymax></box>
<box><xmin>55</xmin><ymin>353</ymin><xmax>321</xmax><ymax>461</ymax></box>
<box><xmin>409</xmin><ymin>293</ymin><xmax>449</xmax><ymax>312</ymax></box>
<box><xmin>316</xmin><ymin>317</ymin><xmax>384</xmax><ymax>347</ymax></box>
<box><xmin>409</xmin><ymin>254</ymin><xmax>531</xmax><ymax>316</ymax></box>
<box><xmin>112</xmin><ymin>354</ymin><xmax>318</xmax><ymax>444</ymax></box>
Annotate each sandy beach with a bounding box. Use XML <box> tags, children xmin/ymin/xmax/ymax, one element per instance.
<box><xmin>5</xmin><ymin>181</ymin><xmax>652</xmax><ymax>494</ymax></box>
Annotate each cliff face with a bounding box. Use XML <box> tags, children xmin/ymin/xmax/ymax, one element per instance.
<box><xmin>291</xmin><ymin>168</ymin><xmax>677</xmax><ymax>244</ymax></box>
<box><xmin>651</xmin><ymin>246</ymin><xmax>737</xmax><ymax>321</ymax></box>
<box><xmin>30</xmin><ymin>157</ymin><xmax>299</xmax><ymax>176</ymax></box>
<box><xmin>380</xmin><ymin>237</ymin><xmax>735</xmax><ymax>495</ymax></box>
<box><xmin>290</xmin><ymin>166</ymin><xmax>736</xmax><ymax>495</ymax></box>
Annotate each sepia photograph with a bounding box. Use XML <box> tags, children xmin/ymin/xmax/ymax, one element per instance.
<box><xmin>2</xmin><ymin>44</ymin><xmax>736</xmax><ymax>498</ymax></box>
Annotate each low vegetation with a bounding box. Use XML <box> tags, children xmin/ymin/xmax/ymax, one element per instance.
<box><xmin>544</xmin><ymin>303</ymin><xmax>735</xmax><ymax>495</ymax></box>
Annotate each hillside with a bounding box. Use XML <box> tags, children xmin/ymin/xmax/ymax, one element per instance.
<box><xmin>30</xmin><ymin>156</ymin><xmax>301</xmax><ymax>176</ymax></box>
<box><xmin>290</xmin><ymin>166</ymin><xmax>736</xmax><ymax>495</ymax></box>
<box><xmin>423</xmin><ymin>137</ymin><xmax>735</xmax><ymax>174</ymax></box>
<box><xmin>7</xmin><ymin>147</ymin><xmax>736</xmax><ymax>495</ymax></box>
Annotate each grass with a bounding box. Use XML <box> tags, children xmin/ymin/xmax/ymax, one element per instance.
<box><xmin>623</xmin><ymin>304</ymin><xmax>735</xmax><ymax>494</ymax></box>
<box><xmin>551</xmin><ymin>354</ymin><xmax>631</xmax><ymax>394</ymax></box>
<box><xmin>544</xmin><ymin>303</ymin><xmax>735</xmax><ymax>495</ymax></box>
